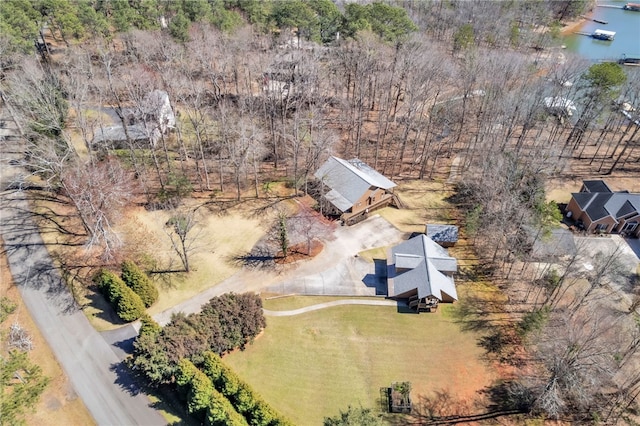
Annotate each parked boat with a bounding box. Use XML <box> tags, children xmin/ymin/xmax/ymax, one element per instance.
<box><xmin>618</xmin><ymin>54</ymin><xmax>640</xmax><ymax>65</ymax></box>
<box><xmin>623</xmin><ymin>3</ymin><xmax>640</xmax><ymax>11</ymax></box>
<box><xmin>592</xmin><ymin>29</ymin><xmax>616</xmax><ymax>40</ymax></box>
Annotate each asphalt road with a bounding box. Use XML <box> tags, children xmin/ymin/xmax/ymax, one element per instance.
<box><xmin>1</xmin><ymin>105</ymin><xmax>165</xmax><ymax>425</ymax></box>
<box><xmin>0</xmin><ymin>190</ymin><xmax>166</xmax><ymax>425</ymax></box>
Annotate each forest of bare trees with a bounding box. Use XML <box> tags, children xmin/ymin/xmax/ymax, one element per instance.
<box><xmin>2</xmin><ymin>0</ymin><xmax>640</xmax><ymax>423</ymax></box>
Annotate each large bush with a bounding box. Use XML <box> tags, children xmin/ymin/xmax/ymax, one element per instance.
<box><xmin>176</xmin><ymin>359</ymin><xmax>247</xmax><ymax>425</ymax></box>
<box><xmin>121</xmin><ymin>260</ymin><xmax>158</xmax><ymax>308</ymax></box>
<box><xmin>132</xmin><ymin>293</ymin><xmax>267</xmax><ymax>385</ymax></box>
<box><xmin>94</xmin><ymin>269</ymin><xmax>145</xmax><ymax>322</ymax></box>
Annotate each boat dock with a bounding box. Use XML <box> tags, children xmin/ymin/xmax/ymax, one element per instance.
<box><xmin>597</xmin><ymin>4</ymin><xmax>624</xmax><ymax>9</ymax></box>
<box><xmin>574</xmin><ymin>29</ymin><xmax>616</xmax><ymax>41</ymax></box>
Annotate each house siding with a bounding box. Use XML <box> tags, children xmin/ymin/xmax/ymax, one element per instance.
<box><xmin>587</xmin><ymin>216</ymin><xmax>617</xmax><ymax>233</ymax></box>
<box><xmin>342</xmin><ymin>187</ymin><xmax>394</xmax><ymax>223</ymax></box>
<box><xmin>616</xmin><ymin>213</ymin><xmax>640</xmax><ymax>236</ymax></box>
<box><xmin>566</xmin><ymin>198</ymin><xmax>589</xmax><ymax>224</ymax></box>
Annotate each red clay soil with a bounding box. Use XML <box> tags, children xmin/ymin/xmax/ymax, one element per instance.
<box><xmin>275</xmin><ymin>239</ymin><xmax>324</xmax><ymax>264</ymax></box>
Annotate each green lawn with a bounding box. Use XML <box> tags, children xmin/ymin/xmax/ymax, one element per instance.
<box><xmin>224</xmin><ymin>302</ymin><xmax>494</xmax><ymax>425</ymax></box>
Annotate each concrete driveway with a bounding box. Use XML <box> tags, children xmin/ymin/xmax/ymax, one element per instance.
<box><xmin>624</xmin><ymin>237</ymin><xmax>640</xmax><ymax>260</ymax></box>
<box><xmin>576</xmin><ymin>235</ymin><xmax>640</xmax><ymax>273</ymax></box>
<box><xmin>265</xmin><ymin>215</ymin><xmax>405</xmax><ymax>295</ymax></box>
<box><xmin>154</xmin><ymin>215</ymin><xmax>405</xmax><ymax>325</ymax></box>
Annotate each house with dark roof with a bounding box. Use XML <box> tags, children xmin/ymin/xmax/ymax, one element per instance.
<box><xmin>387</xmin><ymin>234</ymin><xmax>458</xmax><ymax>312</ymax></box>
<box><xmin>566</xmin><ymin>180</ymin><xmax>640</xmax><ymax>237</ymax></box>
<box><xmin>314</xmin><ymin>156</ymin><xmax>397</xmax><ymax>224</ymax></box>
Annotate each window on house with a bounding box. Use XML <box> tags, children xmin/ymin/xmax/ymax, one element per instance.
<box><xmin>623</xmin><ymin>222</ymin><xmax>638</xmax><ymax>232</ymax></box>
<box><xmin>595</xmin><ymin>223</ymin><xmax>609</xmax><ymax>232</ymax></box>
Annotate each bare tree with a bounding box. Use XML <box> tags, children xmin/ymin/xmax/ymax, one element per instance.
<box><xmin>61</xmin><ymin>157</ymin><xmax>136</xmax><ymax>260</ymax></box>
<box><xmin>164</xmin><ymin>209</ymin><xmax>202</xmax><ymax>272</ymax></box>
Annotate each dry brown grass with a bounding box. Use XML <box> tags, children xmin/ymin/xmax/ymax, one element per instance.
<box><xmin>377</xmin><ymin>180</ymin><xmax>455</xmax><ymax>234</ymax></box>
<box><xmin>0</xmin><ymin>250</ymin><xmax>95</xmax><ymax>426</ymax></box>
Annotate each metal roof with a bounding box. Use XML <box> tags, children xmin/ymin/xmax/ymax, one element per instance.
<box><xmin>389</xmin><ymin>235</ymin><xmax>457</xmax><ymax>301</ymax></box>
<box><xmin>314</xmin><ymin>156</ymin><xmax>396</xmax><ymax>212</ymax></box>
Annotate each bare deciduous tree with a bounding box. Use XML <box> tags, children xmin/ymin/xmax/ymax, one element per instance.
<box><xmin>164</xmin><ymin>210</ymin><xmax>202</xmax><ymax>272</ymax></box>
<box><xmin>61</xmin><ymin>157</ymin><xmax>136</xmax><ymax>260</ymax></box>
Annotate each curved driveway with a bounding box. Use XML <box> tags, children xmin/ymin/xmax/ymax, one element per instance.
<box><xmin>263</xmin><ymin>298</ymin><xmax>401</xmax><ymax>317</ymax></box>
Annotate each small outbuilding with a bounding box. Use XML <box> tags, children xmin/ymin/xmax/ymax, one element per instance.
<box><xmin>425</xmin><ymin>224</ymin><xmax>459</xmax><ymax>247</ymax></box>
<box><xmin>91</xmin><ymin>90</ymin><xmax>175</xmax><ymax>150</ymax></box>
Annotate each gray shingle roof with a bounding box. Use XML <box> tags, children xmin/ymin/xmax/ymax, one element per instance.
<box><xmin>572</xmin><ymin>180</ymin><xmax>640</xmax><ymax>223</ymax></box>
<box><xmin>92</xmin><ymin>124</ymin><xmax>151</xmax><ymax>145</ymax></box>
<box><xmin>314</xmin><ymin>156</ymin><xmax>395</xmax><ymax>212</ymax></box>
<box><xmin>583</xmin><ymin>180</ymin><xmax>612</xmax><ymax>193</ymax></box>
<box><xmin>585</xmin><ymin>193</ymin><xmax>614</xmax><ymax>221</ymax></box>
<box><xmin>606</xmin><ymin>194</ymin><xmax>640</xmax><ymax>219</ymax></box>
<box><xmin>574</xmin><ymin>191</ymin><xmax>640</xmax><ymax>221</ymax></box>
<box><xmin>389</xmin><ymin>235</ymin><xmax>457</xmax><ymax>301</ymax></box>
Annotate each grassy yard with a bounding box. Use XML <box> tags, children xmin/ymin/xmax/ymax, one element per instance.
<box><xmin>377</xmin><ymin>180</ymin><xmax>455</xmax><ymax>234</ymax></box>
<box><xmin>224</xmin><ymin>299</ymin><xmax>494</xmax><ymax>425</ymax></box>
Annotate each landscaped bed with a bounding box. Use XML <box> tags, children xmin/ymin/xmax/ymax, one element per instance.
<box><xmin>224</xmin><ymin>299</ymin><xmax>494</xmax><ymax>424</ymax></box>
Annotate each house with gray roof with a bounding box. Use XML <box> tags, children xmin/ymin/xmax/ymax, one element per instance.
<box><xmin>387</xmin><ymin>234</ymin><xmax>458</xmax><ymax>312</ymax></box>
<box><xmin>314</xmin><ymin>156</ymin><xmax>397</xmax><ymax>224</ymax></box>
<box><xmin>566</xmin><ymin>179</ymin><xmax>640</xmax><ymax>237</ymax></box>
<box><xmin>91</xmin><ymin>90</ymin><xmax>175</xmax><ymax>150</ymax></box>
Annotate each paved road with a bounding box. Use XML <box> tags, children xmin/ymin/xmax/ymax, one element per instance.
<box><xmin>0</xmin><ymin>190</ymin><xmax>166</xmax><ymax>426</ymax></box>
<box><xmin>1</xmin><ymin>103</ymin><xmax>165</xmax><ymax>425</ymax></box>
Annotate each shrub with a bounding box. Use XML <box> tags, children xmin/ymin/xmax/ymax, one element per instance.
<box><xmin>121</xmin><ymin>260</ymin><xmax>158</xmax><ymax>308</ymax></box>
<box><xmin>93</xmin><ymin>269</ymin><xmax>145</xmax><ymax>322</ymax></box>
<box><xmin>0</xmin><ymin>297</ymin><xmax>17</xmax><ymax>323</ymax></box>
<box><xmin>94</xmin><ymin>269</ymin><xmax>123</xmax><ymax>303</ymax></box>
<box><xmin>518</xmin><ymin>306</ymin><xmax>550</xmax><ymax>337</ymax></box>
<box><xmin>116</xmin><ymin>285</ymin><xmax>146</xmax><ymax>322</ymax></box>
<box><xmin>176</xmin><ymin>359</ymin><xmax>247</xmax><ymax>425</ymax></box>
<box><xmin>200</xmin><ymin>351</ymin><xmax>292</xmax><ymax>426</ymax></box>
<box><xmin>138</xmin><ymin>314</ymin><xmax>162</xmax><ymax>337</ymax></box>
<box><xmin>132</xmin><ymin>293</ymin><xmax>266</xmax><ymax>385</ymax></box>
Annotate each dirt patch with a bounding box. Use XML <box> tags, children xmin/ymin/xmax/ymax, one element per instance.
<box><xmin>275</xmin><ymin>239</ymin><xmax>324</xmax><ymax>264</ymax></box>
<box><xmin>0</xmin><ymin>249</ymin><xmax>95</xmax><ymax>426</ymax></box>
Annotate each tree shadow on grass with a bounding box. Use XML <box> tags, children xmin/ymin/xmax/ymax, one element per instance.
<box><xmin>229</xmin><ymin>245</ymin><xmax>277</xmax><ymax>270</ymax></box>
<box><xmin>386</xmin><ymin>385</ymin><xmax>528</xmax><ymax>425</ymax></box>
<box><xmin>84</xmin><ymin>287</ymin><xmax>124</xmax><ymax>325</ymax></box>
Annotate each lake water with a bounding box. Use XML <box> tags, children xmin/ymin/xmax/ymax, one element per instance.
<box><xmin>563</xmin><ymin>1</ymin><xmax>640</xmax><ymax>61</ymax></box>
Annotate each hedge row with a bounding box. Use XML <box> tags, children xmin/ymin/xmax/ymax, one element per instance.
<box><xmin>132</xmin><ymin>293</ymin><xmax>266</xmax><ymax>385</ymax></box>
<box><xmin>121</xmin><ymin>260</ymin><xmax>158</xmax><ymax>308</ymax></box>
<box><xmin>200</xmin><ymin>351</ymin><xmax>292</xmax><ymax>426</ymax></box>
<box><xmin>94</xmin><ymin>269</ymin><xmax>145</xmax><ymax>322</ymax></box>
<box><xmin>176</xmin><ymin>359</ymin><xmax>247</xmax><ymax>426</ymax></box>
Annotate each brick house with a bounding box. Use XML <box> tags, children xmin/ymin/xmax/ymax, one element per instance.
<box><xmin>566</xmin><ymin>180</ymin><xmax>640</xmax><ymax>237</ymax></box>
